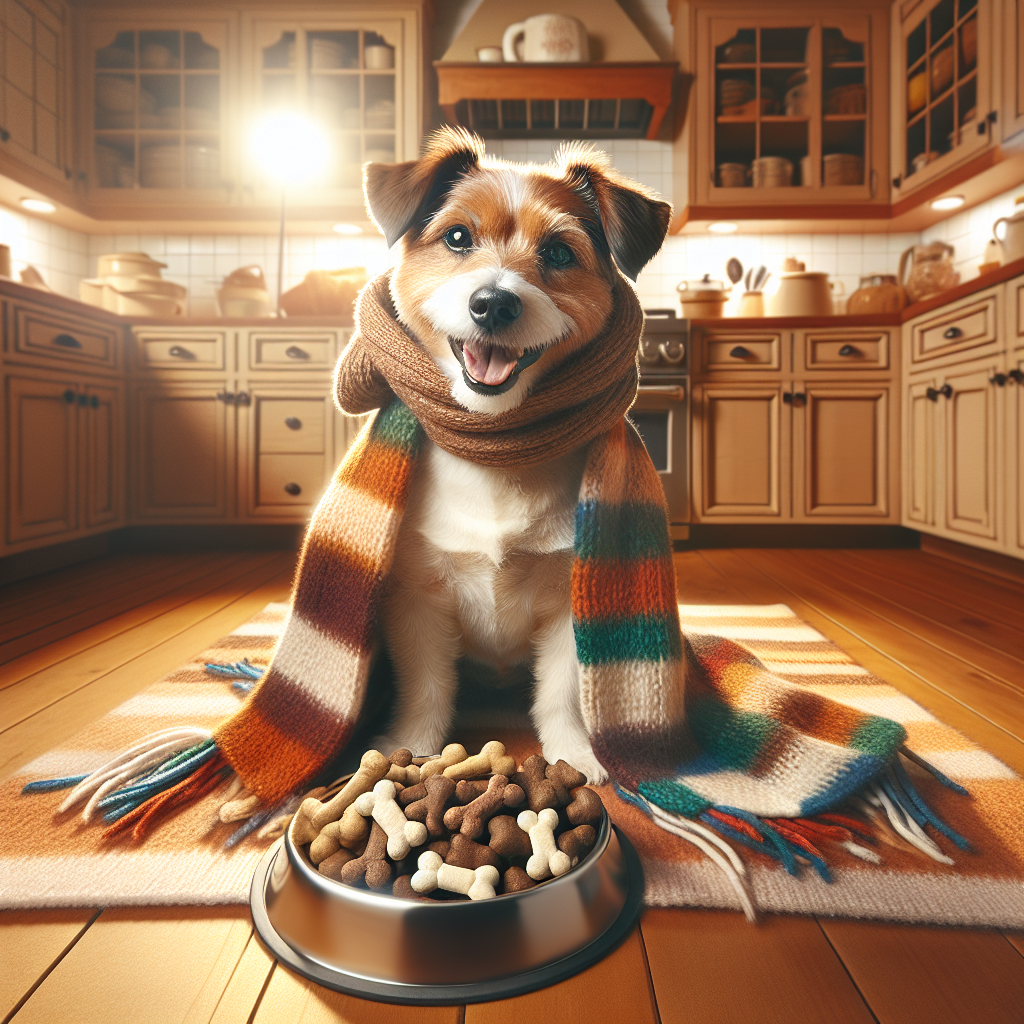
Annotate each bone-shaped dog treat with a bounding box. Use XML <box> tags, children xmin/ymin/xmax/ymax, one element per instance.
<box><xmin>291</xmin><ymin>799</ymin><xmax>321</xmax><ymax>845</ymax></box>
<box><xmin>398</xmin><ymin>781</ymin><xmax>426</xmax><ymax>807</ymax></box>
<box><xmin>443</xmin><ymin>741</ymin><xmax>516</xmax><ymax>781</ymax></box>
<box><xmin>218</xmin><ymin>791</ymin><xmax>261</xmax><ymax>823</ymax></box>
<box><xmin>566</xmin><ymin>786</ymin><xmax>603</xmax><ymax>826</ymax></box>
<box><xmin>514</xmin><ymin>754</ymin><xmax>559</xmax><ymax>812</ymax></box>
<box><xmin>487</xmin><ymin>814</ymin><xmax>532</xmax><ymax>860</ymax></box>
<box><xmin>317</xmin><ymin>847</ymin><xmax>356</xmax><ymax>882</ymax></box>
<box><xmin>519</xmin><ymin>808</ymin><xmax>572</xmax><ymax>880</ymax></box>
<box><xmin>404</xmin><ymin>774</ymin><xmax>456</xmax><ymax>838</ymax></box>
<box><xmin>386</xmin><ymin>748</ymin><xmax>421</xmax><ymax>786</ymax></box>
<box><xmin>446</xmin><ymin>833</ymin><xmax>502</xmax><ymax>872</ymax></box>
<box><xmin>309</xmin><ymin>820</ymin><xmax>345</xmax><ymax>865</ymax></box>
<box><xmin>310</xmin><ymin>750</ymin><xmax>390</xmax><ymax>830</ymax></box>
<box><xmin>354</xmin><ymin>779</ymin><xmax>428</xmax><ymax>860</ymax></box>
<box><xmin>340</xmin><ymin>821</ymin><xmax>392</xmax><ymax>891</ymax></box>
<box><xmin>545</xmin><ymin>760</ymin><xmax>588</xmax><ymax>805</ymax></box>
<box><xmin>392</xmin><ymin>874</ymin><xmax>426</xmax><ymax>900</ymax></box>
<box><xmin>503</xmin><ymin>865</ymin><xmax>537</xmax><ymax>893</ymax></box>
<box><xmin>443</xmin><ymin>774</ymin><xmax>511</xmax><ymax>839</ymax></box>
<box><xmin>557</xmin><ymin>824</ymin><xmax>597</xmax><ymax>866</ymax></box>
<box><xmin>411</xmin><ymin>851</ymin><xmax>499</xmax><ymax>901</ymax></box>
<box><xmin>455</xmin><ymin>779</ymin><xmax>526</xmax><ymax>809</ymax></box>
<box><xmin>337</xmin><ymin>801</ymin><xmax>371</xmax><ymax>849</ymax></box>
<box><xmin>419</xmin><ymin>743</ymin><xmax>468</xmax><ymax>780</ymax></box>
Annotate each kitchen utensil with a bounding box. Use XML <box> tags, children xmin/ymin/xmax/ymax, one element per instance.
<box><xmin>744</xmin><ymin>268</ymin><xmax>752</xmax><ymax>291</ymax></box>
<box><xmin>717</xmin><ymin>162</ymin><xmax>748</xmax><ymax>188</ymax></box>
<box><xmin>97</xmin><ymin>252</ymin><xmax>167</xmax><ymax>278</ymax></box>
<box><xmin>752</xmin><ymin>156</ymin><xmax>793</xmax><ymax>187</ymax></box>
<box><xmin>993</xmin><ymin>196</ymin><xmax>1024</xmax><ymax>263</ymax></box>
<box><xmin>931</xmin><ymin>45</ymin><xmax>954</xmax><ymax>96</ymax></box>
<box><xmin>753</xmin><ymin>266</ymin><xmax>769</xmax><ymax>291</ymax></box>
<box><xmin>908</xmin><ymin>72</ymin><xmax>927</xmax><ymax>114</ymax></box>
<box><xmin>364</xmin><ymin>44</ymin><xmax>395</xmax><ymax>69</ymax></box>
<box><xmin>476</xmin><ymin>46</ymin><xmax>504</xmax><ymax>62</ymax></box>
<box><xmin>767</xmin><ymin>263</ymin><xmax>836</xmax><ymax>317</ymax></box>
<box><xmin>898</xmin><ymin>241</ymin><xmax>959</xmax><ymax>303</ymax></box>
<box><xmin>502</xmin><ymin>14</ymin><xmax>589</xmax><ymax>63</ymax></box>
<box><xmin>847</xmin><ymin>274</ymin><xmax>907</xmax><ymax>315</ymax></box>
<box><xmin>822</xmin><ymin>153</ymin><xmax>864</xmax><ymax>186</ymax></box>
<box><xmin>726</xmin><ymin>258</ymin><xmax>743</xmax><ymax>286</ymax></box>
<box><xmin>250</xmin><ymin>801</ymin><xmax>642</xmax><ymax>1004</ymax></box>
<box><xmin>737</xmin><ymin>291</ymin><xmax>764</xmax><ymax>317</ymax></box>
<box><xmin>677</xmin><ymin>275</ymin><xmax>729</xmax><ymax>318</ymax></box>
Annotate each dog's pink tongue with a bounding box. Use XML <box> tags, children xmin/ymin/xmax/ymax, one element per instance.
<box><xmin>462</xmin><ymin>340</ymin><xmax>518</xmax><ymax>386</ymax></box>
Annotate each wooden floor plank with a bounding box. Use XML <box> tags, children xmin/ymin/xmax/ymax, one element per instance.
<box><xmin>0</xmin><ymin>909</ymin><xmax>98</xmax><ymax>1022</ymax></box>
<box><xmin>251</xmin><ymin>964</ymin><xmax>461</xmax><ymax>1024</ymax></box>
<box><xmin>10</xmin><ymin>907</ymin><xmax>253</xmax><ymax>1024</ymax></box>
<box><xmin>642</xmin><ymin>908</ymin><xmax>875</xmax><ymax>1024</ymax></box>
<box><xmin>1003</xmin><ymin>931</ymin><xmax>1024</xmax><ymax>956</ymax></box>
<box><xmin>204</xmin><ymin>933</ymin><xmax>275</xmax><ymax>1024</ymax></box>
<box><xmin>819</xmin><ymin>919</ymin><xmax>1024</xmax><ymax>1024</ymax></box>
<box><xmin>465</xmin><ymin>927</ymin><xmax>656</xmax><ymax>1024</ymax></box>
<box><xmin>701</xmin><ymin>548</ymin><xmax>1024</xmax><ymax>772</ymax></box>
<box><xmin>0</xmin><ymin>562</ymin><xmax>294</xmax><ymax>781</ymax></box>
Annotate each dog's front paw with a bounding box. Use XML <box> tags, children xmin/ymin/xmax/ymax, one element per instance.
<box><xmin>542</xmin><ymin>744</ymin><xmax>608</xmax><ymax>786</ymax></box>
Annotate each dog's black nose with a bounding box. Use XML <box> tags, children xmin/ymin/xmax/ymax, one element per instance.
<box><xmin>468</xmin><ymin>287</ymin><xmax>522</xmax><ymax>331</ymax></box>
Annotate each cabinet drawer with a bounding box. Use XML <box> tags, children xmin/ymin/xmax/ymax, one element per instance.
<box><xmin>137</xmin><ymin>332</ymin><xmax>226</xmax><ymax>370</ymax></box>
<box><xmin>248</xmin><ymin>333</ymin><xmax>336</xmax><ymax>370</ymax></box>
<box><xmin>13</xmin><ymin>306</ymin><xmax>118</xmax><ymax>369</ymax></box>
<box><xmin>701</xmin><ymin>333</ymin><xmax>782</xmax><ymax>372</ymax></box>
<box><xmin>258</xmin><ymin>398</ymin><xmax>326</xmax><ymax>454</ymax></box>
<box><xmin>910</xmin><ymin>293</ymin><xmax>999</xmax><ymax>365</ymax></box>
<box><xmin>802</xmin><ymin>331</ymin><xmax>889</xmax><ymax>371</ymax></box>
<box><xmin>257</xmin><ymin>453</ymin><xmax>326</xmax><ymax>506</ymax></box>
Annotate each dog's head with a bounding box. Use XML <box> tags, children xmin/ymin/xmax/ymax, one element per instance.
<box><xmin>364</xmin><ymin>128</ymin><xmax>671</xmax><ymax>414</ymax></box>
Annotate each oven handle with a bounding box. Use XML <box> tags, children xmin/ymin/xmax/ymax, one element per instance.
<box><xmin>636</xmin><ymin>384</ymin><xmax>686</xmax><ymax>401</ymax></box>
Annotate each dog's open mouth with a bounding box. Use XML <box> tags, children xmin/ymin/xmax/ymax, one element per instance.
<box><xmin>448</xmin><ymin>338</ymin><xmax>544</xmax><ymax>396</ymax></box>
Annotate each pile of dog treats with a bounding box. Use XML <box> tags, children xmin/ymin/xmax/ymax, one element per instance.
<box><xmin>291</xmin><ymin>740</ymin><xmax>603</xmax><ymax>901</ymax></box>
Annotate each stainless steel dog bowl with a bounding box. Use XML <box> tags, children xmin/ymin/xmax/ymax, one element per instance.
<box><xmin>250</xmin><ymin>808</ymin><xmax>643</xmax><ymax>1004</ymax></box>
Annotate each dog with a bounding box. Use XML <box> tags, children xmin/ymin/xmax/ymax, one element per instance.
<box><xmin>362</xmin><ymin>129</ymin><xmax>670</xmax><ymax>783</ymax></box>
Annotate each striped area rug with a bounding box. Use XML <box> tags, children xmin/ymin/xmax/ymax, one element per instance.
<box><xmin>1</xmin><ymin>602</ymin><xmax>1021</xmax><ymax>926</ymax></box>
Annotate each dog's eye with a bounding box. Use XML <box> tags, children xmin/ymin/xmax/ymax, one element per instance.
<box><xmin>540</xmin><ymin>242</ymin><xmax>575</xmax><ymax>268</ymax></box>
<box><xmin>443</xmin><ymin>226</ymin><xmax>473</xmax><ymax>251</ymax></box>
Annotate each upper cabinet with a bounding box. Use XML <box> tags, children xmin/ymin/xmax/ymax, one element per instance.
<box><xmin>1001</xmin><ymin>0</ymin><xmax>1024</xmax><ymax>141</ymax></box>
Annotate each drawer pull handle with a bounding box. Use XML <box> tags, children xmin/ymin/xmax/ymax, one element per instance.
<box><xmin>783</xmin><ymin>392</ymin><xmax>793</xmax><ymax>404</ymax></box>
<box><xmin>285</xmin><ymin>416</ymin><xmax>302</xmax><ymax>430</ymax></box>
<box><xmin>793</xmin><ymin>391</ymin><xmax>806</xmax><ymax>404</ymax></box>
<box><xmin>168</xmin><ymin>345</ymin><xmax>195</xmax><ymax>360</ymax></box>
<box><xmin>935</xmin><ymin>383</ymin><xmax>952</xmax><ymax>399</ymax></box>
<box><xmin>53</xmin><ymin>333</ymin><xmax>82</xmax><ymax>349</ymax></box>
<box><xmin>989</xmin><ymin>373</ymin><xmax>1007</xmax><ymax>386</ymax></box>
<box><xmin>284</xmin><ymin>482</ymin><xmax>302</xmax><ymax>496</ymax></box>
<box><xmin>942</xmin><ymin>326</ymin><xmax>963</xmax><ymax>340</ymax></box>
<box><xmin>285</xmin><ymin>345</ymin><xmax>309</xmax><ymax>360</ymax></box>
<box><xmin>729</xmin><ymin>345</ymin><xmax>752</xmax><ymax>359</ymax></box>
<box><xmin>63</xmin><ymin>388</ymin><xmax>75</xmax><ymax>403</ymax></box>
<box><xmin>90</xmin><ymin>395</ymin><xmax>99</xmax><ymax>408</ymax></box>
<box><xmin>216</xmin><ymin>391</ymin><xmax>235</xmax><ymax>404</ymax></box>
<box><xmin>838</xmin><ymin>344</ymin><xmax>859</xmax><ymax>357</ymax></box>
<box><xmin>1008</xmin><ymin>369</ymin><xmax>1024</xmax><ymax>384</ymax></box>
<box><xmin>235</xmin><ymin>391</ymin><xmax>250</xmax><ymax>406</ymax></box>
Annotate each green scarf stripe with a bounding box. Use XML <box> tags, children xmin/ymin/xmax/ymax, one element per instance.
<box><xmin>850</xmin><ymin>715</ymin><xmax>907</xmax><ymax>758</ymax></box>
<box><xmin>372</xmin><ymin>401</ymin><xmax>423</xmax><ymax>454</ymax></box>
<box><xmin>637</xmin><ymin>778</ymin><xmax>711</xmax><ymax>817</ymax></box>
<box><xmin>686</xmin><ymin>696</ymin><xmax>781</xmax><ymax>771</ymax></box>
<box><xmin>575</xmin><ymin>499</ymin><xmax>673</xmax><ymax>562</ymax></box>
<box><xmin>574</xmin><ymin>613</ymin><xmax>683</xmax><ymax>665</ymax></box>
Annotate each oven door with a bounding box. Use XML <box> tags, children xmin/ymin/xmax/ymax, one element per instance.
<box><xmin>630</xmin><ymin>381</ymin><xmax>690</xmax><ymax>537</ymax></box>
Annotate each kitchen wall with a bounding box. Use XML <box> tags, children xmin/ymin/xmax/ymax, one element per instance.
<box><xmin>0</xmin><ymin>203</ymin><xmax>89</xmax><ymax>299</ymax></box>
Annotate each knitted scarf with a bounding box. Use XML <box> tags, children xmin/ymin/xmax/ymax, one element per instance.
<box><xmin>32</xmin><ymin>271</ymin><xmax>968</xmax><ymax>884</ymax></box>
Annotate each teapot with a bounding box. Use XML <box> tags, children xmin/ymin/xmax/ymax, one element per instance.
<box><xmin>502</xmin><ymin>14</ymin><xmax>589</xmax><ymax>62</ymax></box>
<box><xmin>898</xmin><ymin>241</ymin><xmax>959</xmax><ymax>304</ymax></box>
<box><xmin>847</xmin><ymin>274</ymin><xmax>907</xmax><ymax>315</ymax></box>
<box><xmin>993</xmin><ymin>196</ymin><xmax>1024</xmax><ymax>263</ymax></box>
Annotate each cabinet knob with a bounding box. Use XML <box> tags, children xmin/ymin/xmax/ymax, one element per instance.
<box><xmin>942</xmin><ymin>326</ymin><xmax>963</xmax><ymax>340</ymax></box>
<box><xmin>783</xmin><ymin>392</ymin><xmax>793</xmax><ymax>404</ymax></box>
<box><xmin>793</xmin><ymin>391</ymin><xmax>807</xmax><ymax>404</ymax></box>
<box><xmin>729</xmin><ymin>345</ymin><xmax>752</xmax><ymax>359</ymax></box>
<box><xmin>285</xmin><ymin>345</ymin><xmax>309</xmax><ymax>360</ymax></box>
<box><xmin>284</xmin><ymin>482</ymin><xmax>301</xmax><ymax>496</ymax></box>
<box><xmin>235</xmin><ymin>391</ymin><xmax>250</xmax><ymax>406</ymax></box>
<box><xmin>284</xmin><ymin>416</ymin><xmax>302</xmax><ymax>430</ymax></box>
<box><xmin>63</xmin><ymin>388</ymin><xmax>75</xmax><ymax>403</ymax></box>
<box><xmin>53</xmin><ymin>333</ymin><xmax>82</xmax><ymax>349</ymax></box>
<box><xmin>939</xmin><ymin>383</ymin><xmax>953</xmax><ymax>398</ymax></box>
<box><xmin>216</xmin><ymin>391</ymin><xmax>235</xmax><ymax>403</ymax></box>
<box><xmin>0</xmin><ymin>127</ymin><xmax>9</xmax><ymax>142</ymax></box>
<box><xmin>838</xmin><ymin>344</ymin><xmax>859</xmax><ymax>357</ymax></box>
<box><xmin>90</xmin><ymin>395</ymin><xmax>99</xmax><ymax>408</ymax></box>
<box><xmin>1008</xmin><ymin>369</ymin><xmax>1024</xmax><ymax>384</ymax></box>
<box><xmin>168</xmin><ymin>345</ymin><xmax>195</xmax><ymax>360</ymax></box>
<box><xmin>926</xmin><ymin>387</ymin><xmax>940</xmax><ymax>401</ymax></box>
<box><xmin>989</xmin><ymin>373</ymin><xmax>1007</xmax><ymax>386</ymax></box>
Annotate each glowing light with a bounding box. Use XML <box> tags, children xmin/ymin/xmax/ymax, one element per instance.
<box><xmin>20</xmin><ymin>197</ymin><xmax>56</xmax><ymax>213</ymax></box>
<box><xmin>250</xmin><ymin>112</ymin><xmax>329</xmax><ymax>187</ymax></box>
<box><xmin>332</xmin><ymin>223</ymin><xmax>363</xmax><ymax>235</ymax></box>
<box><xmin>708</xmin><ymin>221</ymin><xmax>739</xmax><ymax>234</ymax></box>
<box><xmin>930</xmin><ymin>195</ymin><xmax>965</xmax><ymax>211</ymax></box>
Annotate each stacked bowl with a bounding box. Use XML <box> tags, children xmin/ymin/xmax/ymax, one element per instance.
<box><xmin>80</xmin><ymin>252</ymin><xmax>186</xmax><ymax>317</ymax></box>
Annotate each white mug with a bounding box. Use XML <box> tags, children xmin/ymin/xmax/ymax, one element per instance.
<box><xmin>364</xmin><ymin>45</ymin><xmax>394</xmax><ymax>70</ymax></box>
<box><xmin>502</xmin><ymin>14</ymin><xmax>589</xmax><ymax>63</ymax></box>
<box><xmin>476</xmin><ymin>46</ymin><xmax>504</xmax><ymax>63</ymax></box>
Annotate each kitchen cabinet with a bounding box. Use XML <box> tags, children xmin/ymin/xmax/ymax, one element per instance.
<box><xmin>1009</xmin><ymin>348</ymin><xmax>1024</xmax><ymax>555</ymax></box>
<box><xmin>1001</xmin><ymin>0</ymin><xmax>1024</xmax><ymax>140</ymax></box>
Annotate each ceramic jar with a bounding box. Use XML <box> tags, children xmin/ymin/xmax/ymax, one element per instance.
<box><xmin>847</xmin><ymin>274</ymin><xmax>907</xmax><ymax>315</ymax></box>
<box><xmin>898</xmin><ymin>242</ymin><xmax>959</xmax><ymax>303</ymax></box>
<box><xmin>677</xmin><ymin>275</ymin><xmax>729</xmax><ymax>318</ymax></box>
<box><xmin>502</xmin><ymin>14</ymin><xmax>588</xmax><ymax>62</ymax></box>
<box><xmin>767</xmin><ymin>260</ymin><xmax>835</xmax><ymax>317</ymax></box>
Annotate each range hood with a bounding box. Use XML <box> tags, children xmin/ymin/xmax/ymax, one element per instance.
<box><xmin>436</xmin><ymin>0</ymin><xmax>678</xmax><ymax>140</ymax></box>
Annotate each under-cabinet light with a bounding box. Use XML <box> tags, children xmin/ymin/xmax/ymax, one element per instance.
<box><xmin>250</xmin><ymin>113</ymin><xmax>329</xmax><ymax>187</ymax></box>
<box><xmin>708</xmin><ymin>221</ymin><xmax>739</xmax><ymax>234</ymax></box>
<box><xmin>20</xmin><ymin>197</ymin><xmax>56</xmax><ymax>214</ymax></box>
<box><xmin>332</xmin><ymin>223</ymin><xmax>363</xmax><ymax>235</ymax></box>
<box><xmin>930</xmin><ymin>195</ymin><xmax>965</xmax><ymax>211</ymax></box>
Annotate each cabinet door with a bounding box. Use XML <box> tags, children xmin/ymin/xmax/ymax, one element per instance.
<box><xmin>81</xmin><ymin>381</ymin><xmax>124</xmax><ymax>529</ymax></box>
<box><xmin>692</xmin><ymin>384</ymin><xmax>786</xmax><ymax>519</ymax></box>
<box><xmin>133</xmin><ymin>383</ymin><xmax>233</xmax><ymax>520</ymax></box>
<box><xmin>1008</xmin><ymin>351</ymin><xmax>1024</xmax><ymax>556</ymax></box>
<box><xmin>794</xmin><ymin>384</ymin><xmax>892</xmax><ymax>518</ymax></box>
<box><xmin>1002</xmin><ymin>0</ymin><xmax>1024</xmax><ymax>140</ymax></box>
<box><xmin>939</xmin><ymin>362</ymin><xmax>1002</xmax><ymax>542</ymax></box>
<box><xmin>5</xmin><ymin>374</ymin><xmax>77</xmax><ymax>543</ymax></box>
<box><xmin>904</xmin><ymin>377</ymin><xmax>938</xmax><ymax>528</ymax></box>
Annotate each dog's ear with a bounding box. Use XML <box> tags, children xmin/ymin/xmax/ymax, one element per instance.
<box><xmin>556</xmin><ymin>144</ymin><xmax>671</xmax><ymax>281</ymax></box>
<box><xmin>364</xmin><ymin>128</ymin><xmax>485</xmax><ymax>248</ymax></box>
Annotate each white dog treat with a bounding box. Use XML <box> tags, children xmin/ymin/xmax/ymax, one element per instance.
<box><xmin>443</xmin><ymin>740</ymin><xmax>517</xmax><ymax>781</ymax></box>
<box><xmin>410</xmin><ymin>850</ymin><xmax>499</xmax><ymax>900</ymax></box>
<box><xmin>354</xmin><ymin>779</ymin><xmax>428</xmax><ymax>860</ymax></box>
<box><xmin>519</xmin><ymin>807</ymin><xmax>572</xmax><ymax>880</ymax></box>
<box><xmin>311</xmin><ymin>750</ymin><xmax>390</xmax><ymax>831</ymax></box>
<box><xmin>419</xmin><ymin>743</ymin><xmax>469</xmax><ymax>780</ymax></box>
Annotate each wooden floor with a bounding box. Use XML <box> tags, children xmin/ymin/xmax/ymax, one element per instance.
<box><xmin>1</xmin><ymin>547</ymin><xmax>1022</xmax><ymax>1024</ymax></box>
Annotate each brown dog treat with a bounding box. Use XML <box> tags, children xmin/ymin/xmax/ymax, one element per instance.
<box><xmin>386</xmin><ymin>747</ymin><xmax>421</xmax><ymax>786</ymax></box>
<box><xmin>454</xmin><ymin>779</ymin><xmax>526</xmax><ymax>809</ymax></box>
<box><xmin>514</xmin><ymin>754</ymin><xmax>559</xmax><ymax>812</ymax></box>
<box><xmin>309</xmin><ymin>820</ymin><xmax>344</xmax><ymax>865</ymax></box>
<box><xmin>337</xmin><ymin>801</ymin><xmax>371</xmax><ymax>849</ymax></box>
<box><xmin>425</xmin><ymin>838</ymin><xmax>451</xmax><ymax>860</ymax></box>
<box><xmin>398</xmin><ymin>781</ymin><xmax>426</xmax><ymax>807</ymax></box>
<box><xmin>443</xmin><ymin>774</ymin><xmax>510</xmax><ymax>839</ymax></box>
<box><xmin>566</xmin><ymin>786</ymin><xmax>603</xmax><ymax>826</ymax></box>
<box><xmin>311</xmin><ymin>750</ymin><xmax>391</xmax><ymax>831</ymax></box>
<box><xmin>557</xmin><ymin>824</ymin><xmax>597</xmax><ymax>865</ymax></box>
<box><xmin>545</xmin><ymin>760</ymin><xmax>588</xmax><ymax>804</ymax></box>
<box><xmin>419</xmin><ymin>743</ymin><xmax>468</xmax><ymax>780</ymax></box>
<box><xmin>502</xmin><ymin>866</ymin><xmax>536</xmax><ymax>893</ymax></box>
<box><xmin>443</xmin><ymin>740</ymin><xmax>517</xmax><ymax>781</ymax></box>
<box><xmin>446</xmin><ymin>833</ymin><xmax>502</xmax><ymax>871</ymax></box>
<box><xmin>487</xmin><ymin>814</ymin><xmax>532</xmax><ymax>860</ymax></box>
<box><xmin>392</xmin><ymin>874</ymin><xmax>425</xmax><ymax>899</ymax></box>
<box><xmin>317</xmin><ymin>847</ymin><xmax>356</xmax><ymax>882</ymax></box>
<box><xmin>340</xmin><ymin>821</ymin><xmax>392</xmax><ymax>891</ymax></box>
<box><xmin>404</xmin><ymin>775</ymin><xmax>456</xmax><ymax>838</ymax></box>
<box><xmin>291</xmin><ymin>798</ymin><xmax>321</xmax><ymax>845</ymax></box>
<box><xmin>390</xmin><ymin>747</ymin><xmax>414</xmax><ymax>768</ymax></box>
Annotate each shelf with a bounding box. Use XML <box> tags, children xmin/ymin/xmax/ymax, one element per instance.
<box><xmin>824</xmin><ymin>114</ymin><xmax>867</xmax><ymax>121</ymax></box>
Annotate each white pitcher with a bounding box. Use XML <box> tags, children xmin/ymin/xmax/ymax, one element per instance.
<box><xmin>502</xmin><ymin>14</ymin><xmax>589</xmax><ymax>63</ymax></box>
<box><xmin>993</xmin><ymin>199</ymin><xmax>1024</xmax><ymax>263</ymax></box>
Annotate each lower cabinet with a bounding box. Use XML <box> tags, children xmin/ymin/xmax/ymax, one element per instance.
<box><xmin>1011</xmin><ymin>349</ymin><xmax>1024</xmax><ymax>556</ymax></box>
